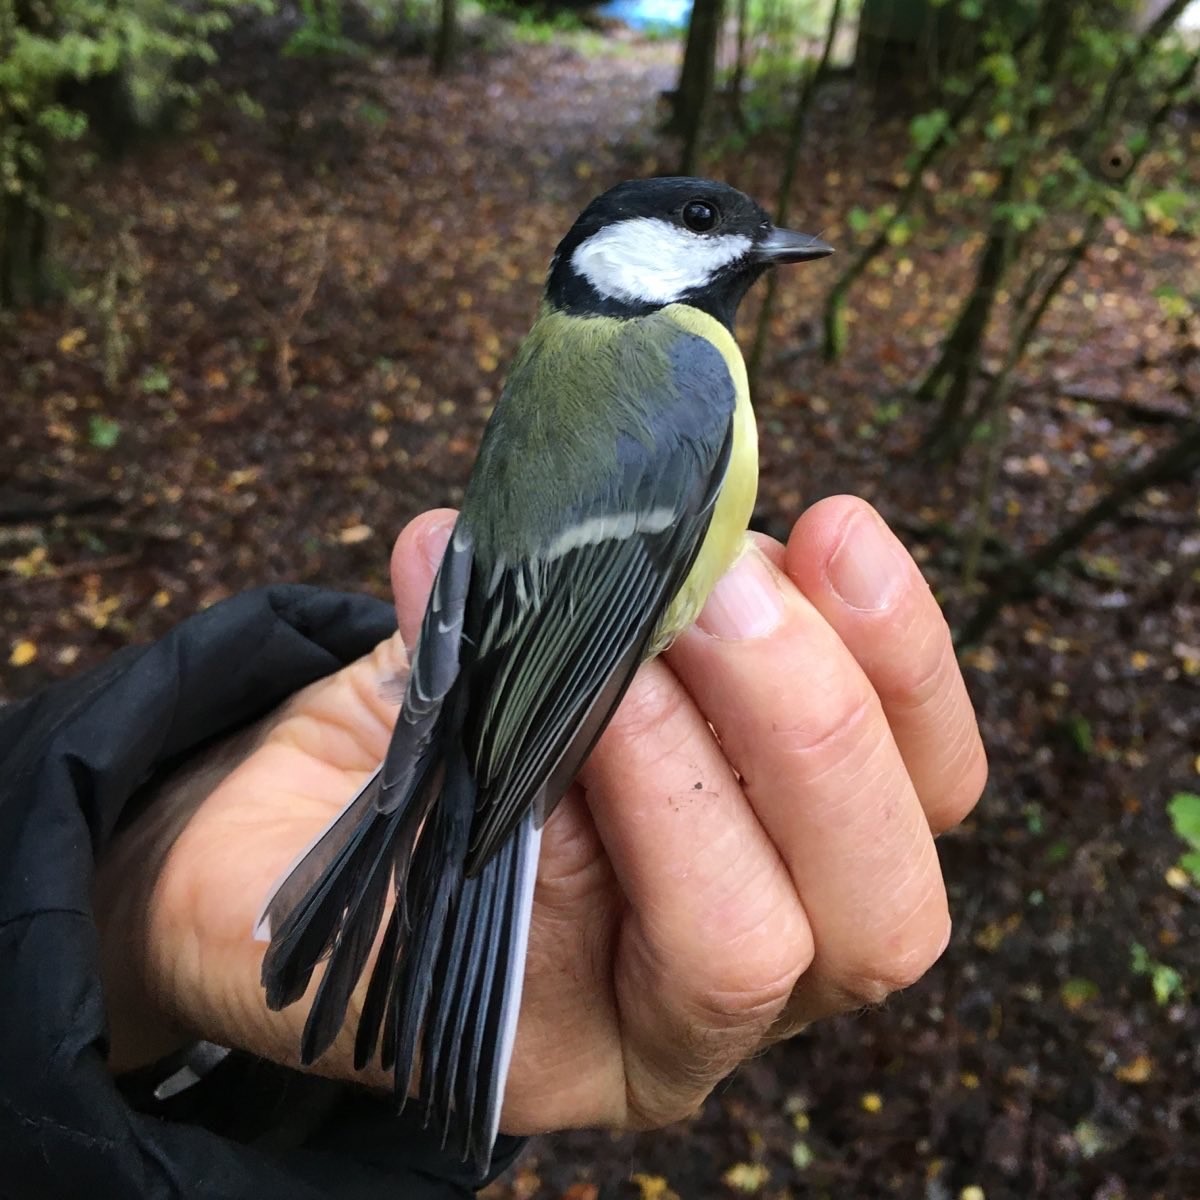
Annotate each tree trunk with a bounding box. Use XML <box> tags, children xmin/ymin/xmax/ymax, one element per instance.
<box><xmin>748</xmin><ymin>0</ymin><xmax>844</xmax><ymax>385</ymax></box>
<box><xmin>730</xmin><ymin>0</ymin><xmax>750</xmax><ymax>127</ymax></box>
<box><xmin>0</xmin><ymin>2</ymin><xmax>54</xmax><ymax>309</ymax></box>
<box><xmin>915</xmin><ymin>167</ymin><xmax>1020</xmax><ymax>460</ymax></box>
<box><xmin>0</xmin><ymin>141</ymin><xmax>51</xmax><ymax>310</ymax></box>
<box><xmin>432</xmin><ymin>0</ymin><xmax>457</xmax><ymax>75</ymax></box>
<box><xmin>673</xmin><ymin>0</ymin><xmax>724</xmax><ymax>174</ymax></box>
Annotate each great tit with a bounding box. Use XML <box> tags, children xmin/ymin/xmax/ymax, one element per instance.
<box><xmin>256</xmin><ymin>177</ymin><xmax>832</xmax><ymax>1170</ymax></box>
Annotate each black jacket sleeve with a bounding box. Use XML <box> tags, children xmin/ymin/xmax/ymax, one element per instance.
<box><xmin>0</xmin><ymin>585</ymin><xmax>524</xmax><ymax>1200</ymax></box>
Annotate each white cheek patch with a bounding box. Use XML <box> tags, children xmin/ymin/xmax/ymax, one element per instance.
<box><xmin>571</xmin><ymin>217</ymin><xmax>752</xmax><ymax>306</ymax></box>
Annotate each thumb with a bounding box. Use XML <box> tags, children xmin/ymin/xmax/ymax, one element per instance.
<box><xmin>390</xmin><ymin>508</ymin><xmax>459</xmax><ymax>651</ymax></box>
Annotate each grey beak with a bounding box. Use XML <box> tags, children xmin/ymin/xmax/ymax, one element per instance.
<box><xmin>753</xmin><ymin>228</ymin><xmax>835</xmax><ymax>264</ymax></box>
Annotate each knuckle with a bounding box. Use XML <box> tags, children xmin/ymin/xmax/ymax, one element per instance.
<box><xmin>881</xmin><ymin>621</ymin><xmax>953</xmax><ymax>712</ymax></box>
<box><xmin>622</xmin><ymin>962</ymin><xmax>809</xmax><ymax>1130</ymax></box>
<box><xmin>692</xmin><ymin>948</ymin><xmax>810</xmax><ymax>1031</ymax></box>
<box><xmin>769</xmin><ymin>681</ymin><xmax>877</xmax><ymax>766</ymax></box>
<box><xmin>836</xmin><ymin>915</ymin><xmax>950</xmax><ymax>1006</ymax></box>
<box><xmin>624</xmin><ymin>1080</ymin><xmax>706</xmax><ymax>1132</ymax></box>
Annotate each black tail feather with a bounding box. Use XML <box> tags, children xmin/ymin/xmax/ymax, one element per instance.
<box><xmin>262</xmin><ymin>816</ymin><xmax>384</xmax><ymax>1011</ymax></box>
<box><xmin>299</xmin><ymin>816</ymin><xmax>394</xmax><ymax>1063</ymax></box>
<box><xmin>260</xmin><ymin>746</ymin><xmax>541</xmax><ymax>1175</ymax></box>
<box><xmin>353</xmin><ymin>900</ymin><xmax>399</xmax><ymax>1070</ymax></box>
<box><xmin>421</xmin><ymin>863</ymin><xmax>483</xmax><ymax>1131</ymax></box>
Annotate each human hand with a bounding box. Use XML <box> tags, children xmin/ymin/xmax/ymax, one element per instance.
<box><xmin>95</xmin><ymin>496</ymin><xmax>985</xmax><ymax>1135</ymax></box>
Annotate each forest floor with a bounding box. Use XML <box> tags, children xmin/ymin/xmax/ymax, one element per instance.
<box><xmin>1</xmin><ymin>21</ymin><xmax>1199</xmax><ymax>1200</ymax></box>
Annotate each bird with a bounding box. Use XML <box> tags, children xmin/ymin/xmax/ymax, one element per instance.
<box><xmin>254</xmin><ymin>176</ymin><xmax>833</xmax><ymax>1172</ymax></box>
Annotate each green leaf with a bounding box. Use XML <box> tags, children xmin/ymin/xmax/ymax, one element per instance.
<box><xmin>994</xmin><ymin>200</ymin><xmax>1046</xmax><ymax>233</ymax></box>
<box><xmin>140</xmin><ymin>364</ymin><xmax>171</xmax><ymax>394</ymax></box>
<box><xmin>981</xmin><ymin>52</ymin><xmax>1018</xmax><ymax>89</ymax></box>
<box><xmin>37</xmin><ymin>104</ymin><xmax>88</xmax><ymax>141</ymax></box>
<box><xmin>1168</xmin><ymin>792</ymin><xmax>1200</xmax><ymax>849</ymax></box>
<box><xmin>1151</xmin><ymin>963</ymin><xmax>1183</xmax><ymax>1007</ymax></box>
<box><xmin>1179</xmin><ymin>849</ymin><xmax>1200</xmax><ymax>884</ymax></box>
<box><xmin>885</xmin><ymin>216</ymin><xmax>911</xmax><ymax>247</ymax></box>
<box><xmin>909</xmin><ymin>109</ymin><xmax>950</xmax><ymax>154</ymax></box>
<box><xmin>1130</xmin><ymin>943</ymin><xmax>1186</xmax><ymax>1006</ymax></box>
<box><xmin>88</xmin><ymin>415</ymin><xmax>121</xmax><ymax>449</ymax></box>
<box><xmin>1066</xmin><ymin>715</ymin><xmax>1093</xmax><ymax>755</ymax></box>
<box><xmin>874</xmin><ymin>400</ymin><xmax>903</xmax><ymax>425</ymax></box>
<box><xmin>1111</xmin><ymin>191</ymin><xmax>1143</xmax><ymax>230</ymax></box>
<box><xmin>1154</xmin><ymin>287</ymin><xmax>1192</xmax><ymax>321</ymax></box>
<box><xmin>356</xmin><ymin>101</ymin><xmax>388</xmax><ymax>128</ymax></box>
<box><xmin>847</xmin><ymin>206</ymin><xmax>873</xmax><ymax>234</ymax></box>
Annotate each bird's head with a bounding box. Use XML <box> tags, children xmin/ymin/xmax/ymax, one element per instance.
<box><xmin>545</xmin><ymin>177</ymin><xmax>832</xmax><ymax>329</ymax></box>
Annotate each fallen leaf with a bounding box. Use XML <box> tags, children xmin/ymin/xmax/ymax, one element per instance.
<box><xmin>630</xmin><ymin>1173</ymin><xmax>678</xmax><ymax>1200</ymax></box>
<box><xmin>561</xmin><ymin>1185</ymin><xmax>598</xmax><ymax>1200</ymax></box>
<box><xmin>58</xmin><ymin>327</ymin><xmax>87</xmax><ymax>353</ymax></box>
<box><xmin>339</xmin><ymin>523</ymin><xmax>374</xmax><ymax>545</ymax></box>
<box><xmin>9</xmin><ymin>640</ymin><xmax>38</xmax><ymax>667</ymax></box>
<box><xmin>721</xmin><ymin>1163</ymin><xmax>769</xmax><ymax>1192</ymax></box>
<box><xmin>1115</xmin><ymin>1055</ymin><xmax>1153</xmax><ymax>1084</ymax></box>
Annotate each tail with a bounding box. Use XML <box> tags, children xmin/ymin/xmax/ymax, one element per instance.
<box><xmin>256</xmin><ymin>750</ymin><xmax>541</xmax><ymax>1171</ymax></box>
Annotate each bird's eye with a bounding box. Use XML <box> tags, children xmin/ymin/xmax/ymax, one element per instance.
<box><xmin>682</xmin><ymin>200</ymin><xmax>718</xmax><ymax>233</ymax></box>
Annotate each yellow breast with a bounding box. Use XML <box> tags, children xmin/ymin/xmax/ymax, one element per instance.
<box><xmin>649</xmin><ymin>304</ymin><xmax>759</xmax><ymax>655</ymax></box>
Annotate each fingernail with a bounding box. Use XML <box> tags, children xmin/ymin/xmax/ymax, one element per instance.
<box><xmin>418</xmin><ymin>516</ymin><xmax>455</xmax><ymax>573</ymax></box>
<box><xmin>826</xmin><ymin>513</ymin><xmax>908</xmax><ymax>612</ymax></box>
<box><xmin>696</xmin><ymin>547</ymin><xmax>784</xmax><ymax>641</ymax></box>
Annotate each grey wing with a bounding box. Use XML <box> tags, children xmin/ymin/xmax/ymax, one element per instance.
<box><xmin>460</xmin><ymin>377</ymin><xmax>738</xmax><ymax>876</ymax></box>
<box><xmin>379</xmin><ymin>524</ymin><xmax>475</xmax><ymax>803</ymax></box>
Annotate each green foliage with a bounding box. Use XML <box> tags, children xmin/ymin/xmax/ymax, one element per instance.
<box><xmin>1064</xmin><ymin>714</ymin><xmax>1093</xmax><ymax>755</ymax></box>
<box><xmin>481</xmin><ymin>1</ymin><xmax>588</xmax><ymax>44</ymax></box>
<box><xmin>909</xmin><ymin>107</ymin><xmax>949</xmax><ymax>154</ymax></box>
<box><xmin>899</xmin><ymin>0</ymin><xmax>1188</xmax><ymax>240</ymax></box>
<box><xmin>283</xmin><ymin>0</ymin><xmax>363</xmax><ymax>58</ymax></box>
<box><xmin>355</xmin><ymin>100</ymin><xmax>389</xmax><ymax>128</ymax></box>
<box><xmin>140</xmin><ymin>363</ymin><xmax>171</xmax><ymax>393</ymax></box>
<box><xmin>1143</xmin><ymin>188</ymin><xmax>1199</xmax><ymax>236</ymax></box>
<box><xmin>87</xmin><ymin>413</ymin><xmax>121</xmax><ymax>448</ymax></box>
<box><xmin>1155</xmin><ymin>286</ymin><xmax>1194</xmax><ymax>323</ymax></box>
<box><xmin>0</xmin><ymin>0</ymin><xmax>272</xmax><ymax>307</ymax></box>
<box><xmin>1130</xmin><ymin>942</ymin><xmax>1185</xmax><ymax>1007</ymax></box>
<box><xmin>1168</xmin><ymin>792</ymin><xmax>1200</xmax><ymax>883</ymax></box>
